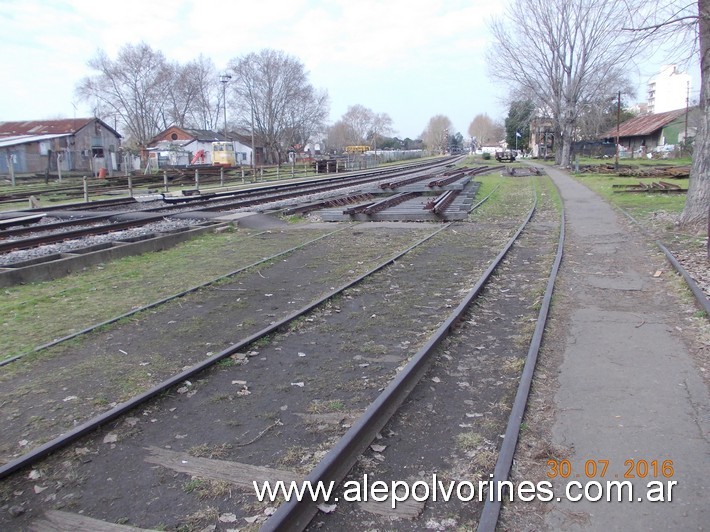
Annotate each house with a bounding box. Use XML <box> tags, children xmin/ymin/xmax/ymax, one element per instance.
<box><xmin>0</xmin><ymin>118</ymin><xmax>122</xmax><ymax>175</ymax></box>
<box><xmin>529</xmin><ymin>116</ymin><xmax>555</xmax><ymax>158</ymax></box>
<box><xmin>604</xmin><ymin>107</ymin><xmax>699</xmax><ymax>157</ymax></box>
<box><xmin>146</xmin><ymin>126</ymin><xmax>261</xmax><ymax>169</ymax></box>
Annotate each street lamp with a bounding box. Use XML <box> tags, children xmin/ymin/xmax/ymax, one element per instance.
<box><xmin>219</xmin><ymin>73</ymin><xmax>231</xmax><ymax>143</ymax></box>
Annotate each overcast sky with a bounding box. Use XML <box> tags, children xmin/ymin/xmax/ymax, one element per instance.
<box><xmin>0</xmin><ymin>0</ymin><xmax>701</xmax><ymax>140</ymax></box>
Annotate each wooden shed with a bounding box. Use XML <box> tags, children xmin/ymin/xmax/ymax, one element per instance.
<box><xmin>603</xmin><ymin>107</ymin><xmax>699</xmax><ymax>157</ymax></box>
<box><xmin>0</xmin><ymin>118</ymin><xmax>122</xmax><ymax>175</ymax></box>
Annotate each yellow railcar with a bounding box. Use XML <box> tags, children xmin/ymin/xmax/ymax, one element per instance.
<box><xmin>212</xmin><ymin>141</ymin><xmax>236</xmax><ymax>166</ymax></box>
<box><xmin>345</xmin><ymin>145</ymin><xmax>371</xmax><ymax>154</ymax></box>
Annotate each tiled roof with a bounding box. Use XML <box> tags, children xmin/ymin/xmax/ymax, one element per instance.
<box><xmin>605</xmin><ymin>108</ymin><xmax>688</xmax><ymax>138</ymax></box>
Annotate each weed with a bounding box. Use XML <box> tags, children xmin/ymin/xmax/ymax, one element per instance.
<box><xmin>178</xmin><ymin>506</ymin><xmax>220</xmax><ymax>531</ymax></box>
<box><xmin>183</xmin><ymin>478</ymin><xmax>205</xmax><ymax>493</ymax></box>
<box><xmin>456</xmin><ymin>431</ymin><xmax>483</xmax><ymax>451</ymax></box>
<box><xmin>189</xmin><ymin>443</ymin><xmax>233</xmax><ymax>460</ymax></box>
<box><xmin>502</xmin><ymin>357</ymin><xmax>525</xmax><ymax>373</ymax></box>
<box><xmin>307</xmin><ymin>399</ymin><xmax>346</xmax><ymax>414</ymax></box>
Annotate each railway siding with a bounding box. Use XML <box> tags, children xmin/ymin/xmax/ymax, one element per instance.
<box><xmin>0</xmin><ymin>179</ymin><xmax>542</xmax><ymax>530</ymax></box>
<box><xmin>0</xmin><ymin>224</ymin><xmax>440</xmax><ymax>466</ymax></box>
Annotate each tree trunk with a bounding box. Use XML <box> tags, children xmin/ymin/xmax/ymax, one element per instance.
<box><xmin>680</xmin><ymin>0</ymin><xmax>710</xmax><ymax>227</ymax></box>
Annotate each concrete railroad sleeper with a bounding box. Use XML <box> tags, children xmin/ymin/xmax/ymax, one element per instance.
<box><xmin>261</xmin><ymin>188</ymin><xmax>561</xmax><ymax>531</ymax></box>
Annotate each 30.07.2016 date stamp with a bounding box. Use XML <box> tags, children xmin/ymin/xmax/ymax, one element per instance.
<box><xmin>546</xmin><ymin>459</ymin><xmax>675</xmax><ymax>480</ymax></box>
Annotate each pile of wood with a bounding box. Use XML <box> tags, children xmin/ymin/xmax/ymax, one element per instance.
<box><xmin>616</xmin><ymin>166</ymin><xmax>690</xmax><ymax>178</ymax></box>
<box><xmin>612</xmin><ymin>181</ymin><xmax>687</xmax><ymax>193</ymax></box>
<box><xmin>581</xmin><ymin>164</ymin><xmax>690</xmax><ymax>178</ymax></box>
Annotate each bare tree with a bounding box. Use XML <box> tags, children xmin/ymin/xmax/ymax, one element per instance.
<box><xmin>487</xmin><ymin>0</ymin><xmax>641</xmax><ymax>167</ymax></box>
<box><xmin>325</xmin><ymin>120</ymin><xmax>353</xmax><ymax>153</ymax></box>
<box><xmin>468</xmin><ymin>113</ymin><xmax>502</xmax><ymax>148</ymax></box>
<box><xmin>369</xmin><ymin>112</ymin><xmax>395</xmax><ymax>151</ymax></box>
<box><xmin>228</xmin><ymin>49</ymin><xmax>328</xmax><ymax>164</ymax></box>
<box><xmin>341</xmin><ymin>105</ymin><xmax>376</xmax><ymax>145</ymax></box>
<box><xmin>624</xmin><ymin>0</ymin><xmax>707</xmax><ymax>226</ymax></box>
<box><xmin>422</xmin><ymin>115</ymin><xmax>453</xmax><ymax>154</ymax></box>
<box><xmin>182</xmin><ymin>55</ymin><xmax>222</xmax><ymax>131</ymax></box>
<box><xmin>282</xmin><ymin>86</ymin><xmax>330</xmax><ymax>152</ymax></box>
<box><xmin>76</xmin><ymin>42</ymin><xmax>172</xmax><ymax>147</ymax></box>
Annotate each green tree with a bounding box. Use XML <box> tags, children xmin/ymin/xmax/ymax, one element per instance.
<box><xmin>504</xmin><ymin>100</ymin><xmax>535</xmax><ymax>150</ymax></box>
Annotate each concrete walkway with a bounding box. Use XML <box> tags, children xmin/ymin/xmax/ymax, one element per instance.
<box><xmin>541</xmin><ymin>166</ymin><xmax>710</xmax><ymax>530</ymax></box>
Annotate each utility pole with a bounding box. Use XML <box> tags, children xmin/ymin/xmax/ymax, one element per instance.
<box><xmin>251</xmin><ymin>105</ymin><xmax>256</xmax><ymax>180</ymax></box>
<box><xmin>615</xmin><ymin>90</ymin><xmax>621</xmax><ymax>170</ymax></box>
<box><xmin>219</xmin><ymin>73</ymin><xmax>231</xmax><ymax>144</ymax></box>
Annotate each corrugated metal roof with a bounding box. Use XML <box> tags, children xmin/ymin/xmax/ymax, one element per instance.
<box><xmin>0</xmin><ymin>133</ymin><xmax>72</xmax><ymax>149</ymax></box>
<box><xmin>605</xmin><ymin>108</ymin><xmax>688</xmax><ymax>138</ymax></box>
<box><xmin>0</xmin><ymin>118</ymin><xmax>94</xmax><ymax>136</ymax></box>
<box><xmin>182</xmin><ymin>128</ymin><xmax>227</xmax><ymax>142</ymax></box>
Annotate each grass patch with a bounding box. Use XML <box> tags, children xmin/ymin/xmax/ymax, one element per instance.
<box><xmin>307</xmin><ymin>399</ymin><xmax>346</xmax><ymax>414</ymax></box>
<box><xmin>456</xmin><ymin>431</ymin><xmax>484</xmax><ymax>451</ymax></box>
<box><xmin>0</xmin><ymin>228</ymin><xmax>330</xmax><ymax>361</ymax></box>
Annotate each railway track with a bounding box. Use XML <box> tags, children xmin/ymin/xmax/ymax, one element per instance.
<box><xmin>0</xmin><ymin>158</ymin><xmax>460</xmax><ymax>263</ymax></box>
<box><xmin>0</xmin><ymin>176</ymin><xmax>562</xmax><ymax>531</ymax></box>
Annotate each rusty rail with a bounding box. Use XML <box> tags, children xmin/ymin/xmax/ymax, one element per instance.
<box><xmin>344</xmin><ymin>192</ymin><xmax>418</xmax><ymax>215</ymax></box>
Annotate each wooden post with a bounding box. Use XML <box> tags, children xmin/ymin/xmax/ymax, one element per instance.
<box><xmin>7</xmin><ymin>152</ymin><xmax>15</xmax><ymax>186</ymax></box>
<box><xmin>163</xmin><ymin>171</ymin><xmax>168</xmax><ymax>192</ymax></box>
<box><xmin>128</xmin><ymin>174</ymin><xmax>133</xmax><ymax>197</ymax></box>
<box><xmin>195</xmin><ymin>168</ymin><xmax>200</xmax><ymax>190</ymax></box>
<box><xmin>83</xmin><ymin>177</ymin><xmax>89</xmax><ymax>203</ymax></box>
<box><xmin>57</xmin><ymin>152</ymin><xmax>63</xmax><ymax>182</ymax></box>
<box><xmin>220</xmin><ymin>166</ymin><xmax>224</xmax><ymax>187</ymax></box>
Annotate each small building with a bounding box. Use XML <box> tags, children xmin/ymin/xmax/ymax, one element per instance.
<box><xmin>0</xmin><ymin>118</ymin><xmax>122</xmax><ymax>175</ymax></box>
<box><xmin>146</xmin><ymin>126</ymin><xmax>261</xmax><ymax>169</ymax></box>
<box><xmin>603</xmin><ymin>107</ymin><xmax>698</xmax><ymax>157</ymax></box>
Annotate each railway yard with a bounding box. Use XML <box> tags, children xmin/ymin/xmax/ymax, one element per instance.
<box><xmin>0</xmin><ymin>157</ymin><xmax>708</xmax><ymax>531</ymax></box>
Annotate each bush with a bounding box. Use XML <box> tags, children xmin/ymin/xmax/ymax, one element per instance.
<box><xmin>482</xmin><ymin>152</ymin><xmax>491</xmax><ymax>160</ymax></box>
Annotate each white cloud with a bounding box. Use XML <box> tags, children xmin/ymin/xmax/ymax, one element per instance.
<box><xmin>6</xmin><ymin>0</ymin><xmax>688</xmax><ymax>139</ymax></box>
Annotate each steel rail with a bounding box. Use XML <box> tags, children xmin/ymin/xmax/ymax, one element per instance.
<box><xmin>477</xmin><ymin>185</ymin><xmax>565</xmax><ymax>531</ymax></box>
<box><xmin>260</xmin><ymin>195</ymin><xmax>539</xmax><ymax>532</ymax></box>
<box><xmin>0</xmin><ymin>213</ymin><xmax>117</xmax><ymax>239</ymax></box>
<box><xmin>120</xmin><ymin>160</ymin><xmax>459</xmax><ymax>216</ymax></box>
<box><xmin>468</xmin><ymin>183</ymin><xmax>502</xmax><ymax>213</ymax></box>
<box><xmin>0</xmin><ymin>223</ymin><xmax>452</xmax><ymax>480</ymax></box>
<box><xmin>0</xmin><ymin>226</ymin><xmax>353</xmax><ymax>367</ymax></box>
<box><xmin>656</xmin><ymin>241</ymin><xmax>710</xmax><ymax>315</ymax></box>
<box><xmin>618</xmin><ymin>209</ymin><xmax>710</xmax><ymax>317</ymax></box>
<box><xmin>0</xmin><ymin>214</ymin><xmax>172</xmax><ymax>253</ymax></box>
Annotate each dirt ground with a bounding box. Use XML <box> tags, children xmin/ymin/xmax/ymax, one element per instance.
<box><xmin>0</xmin><ymin>180</ymin><xmax>545</xmax><ymax>530</ymax></box>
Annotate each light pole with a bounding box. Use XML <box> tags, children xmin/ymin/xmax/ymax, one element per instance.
<box><xmin>251</xmin><ymin>105</ymin><xmax>256</xmax><ymax>179</ymax></box>
<box><xmin>219</xmin><ymin>73</ymin><xmax>231</xmax><ymax>143</ymax></box>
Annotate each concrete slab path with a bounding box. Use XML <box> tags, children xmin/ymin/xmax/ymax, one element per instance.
<box><xmin>539</xmin><ymin>165</ymin><xmax>710</xmax><ymax>530</ymax></box>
